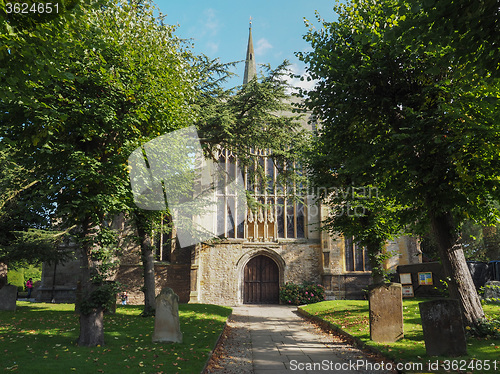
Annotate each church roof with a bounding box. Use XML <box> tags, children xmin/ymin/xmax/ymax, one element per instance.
<box><xmin>243</xmin><ymin>18</ymin><xmax>257</xmax><ymax>85</ymax></box>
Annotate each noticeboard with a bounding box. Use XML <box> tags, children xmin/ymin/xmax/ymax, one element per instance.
<box><xmin>418</xmin><ymin>272</ymin><xmax>433</xmax><ymax>286</ymax></box>
<box><xmin>402</xmin><ymin>285</ymin><xmax>414</xmax><ymax>297</ymax></box>
<box><xmin>399</xmin><ymin>273</ymin><xmax>412</xmax><ymax>285</ymax></box>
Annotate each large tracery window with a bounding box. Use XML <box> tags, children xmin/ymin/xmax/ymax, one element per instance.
<box><xmin>216</xmin><ymin>148</ymin><xmax>306</xmax><ymax>241</ymax></box>
<box><xmin>216</xmin><ymin>149</ymin><xmax>245</xmax><ymax>239</ymax></box>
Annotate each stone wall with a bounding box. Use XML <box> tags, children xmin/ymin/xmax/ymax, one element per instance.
<box><xmin>113</xmin><ymin>263</ymin><xmax>190</xmax><ymax>305</ymax></box>
<box><xmin>37</xmin><ymin>257</ymin><xmax>80</xmax><ymax>302</ymax></box>
<box><xmin>38</xmin><ymin>208</ymin><xmax>421</xmax><ymax>305</ymax></box>
<box><xmin>194</xmin><ymin>239</ymin><xmax>322</xmax><ymax>306</ymax></box>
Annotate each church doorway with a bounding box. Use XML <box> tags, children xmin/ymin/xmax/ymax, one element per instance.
<box><xmin>243</xmin><ymin>255</ymin><xmax>279</xmax><ymax>304</ymax></box>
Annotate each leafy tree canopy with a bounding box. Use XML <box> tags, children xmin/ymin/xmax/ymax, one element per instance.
<box><xmin>299</xmin><ymin>0</ymin><xmax>500</xmax><ymax>325</ymax></box>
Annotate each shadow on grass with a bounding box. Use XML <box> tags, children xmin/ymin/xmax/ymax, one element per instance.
<box><xmin>1</xmin><ymin>302</ymin><xmax>232</xmax><ymax>374</ymax></box>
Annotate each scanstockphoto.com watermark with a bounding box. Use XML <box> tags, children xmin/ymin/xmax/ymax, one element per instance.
<box><xmin>300</xmin><ymin>185</ymin><xmax>380</xmax><ymax>219</ymax></box>
<box><xmin>299</xmin><ymin>185</ymin><xmax>380</xmax><ymax>201</ymax></box>
<box><xmin>300</xmin><ymin>185</ymin><xmax>380</xmax><ymax>218</ymax></box>
<box><xmin>289</xmin><ymin>359</ymin><xmax>499</xmax><ymax>372</ymax></box>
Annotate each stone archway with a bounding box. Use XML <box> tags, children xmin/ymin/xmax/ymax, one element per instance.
<box><xmin>243</xmin><ymin>255</ymin><xmax>279</xmax><ymax>304</ymax></box>
<box><xmin>236</xmin><ymin>248</ymin><xmax>285</xmax><ymax>305</ymax></box>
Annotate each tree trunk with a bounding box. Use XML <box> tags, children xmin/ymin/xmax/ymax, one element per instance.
<box><xmin>482</xmin><ymin>225</ymin><xmax>499</xmax><ymax>260</ymax></box>
<box><xmin>76</xmin><ymin>220</ymin><xmax>105</xmax><ymax>346</ymax></box>
<box><xmin>78</xmin><ymin>308</ymin><xmax>104</xmax><ymax>346</ymax></box>
<box><xmin>430</xmin><ymin>212</ymin><xmax>485</xmax><ymax>326</ymax></box>
<box><xmin>366</xmin><ymin>241</ymin><xmax>386</xmax><ymax>284</ymax></box>
<box><xmin>135</xmin><ymin>211</ymin><xmax>156</xmax><ymax>316</ymax></box>
<box><xmin>140</xmin><ymin>230</ymin><xmax>156</xmax><ymax>316</ymax></box>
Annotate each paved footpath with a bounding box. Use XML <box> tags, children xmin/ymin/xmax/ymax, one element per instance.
<box><xmin>206</xmin><ymin>305</ymin><xmax>393</xmax><ymax>374</ymax></box>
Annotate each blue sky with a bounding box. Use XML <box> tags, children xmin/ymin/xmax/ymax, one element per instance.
<box><xmin>153</xmin><ymin>0</ymin><xmax>337</xmax><ymax>89</ymax></box>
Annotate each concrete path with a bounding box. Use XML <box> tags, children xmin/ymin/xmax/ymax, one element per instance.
<box><xmin>206</xmin><ymin>305</ymin><xmax>392</xmax><ymax>374</ymax></box>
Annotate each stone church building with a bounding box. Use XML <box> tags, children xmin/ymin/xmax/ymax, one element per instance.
<box><xmin>37</xmin><ymin>25</ymin><xmax>421</xmax><ymax>306</ymax></box>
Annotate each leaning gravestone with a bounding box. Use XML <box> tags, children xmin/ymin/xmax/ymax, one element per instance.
<box><xmin>368</xmin><ymin>283</ymin><xmax>404</xmax><ymax>342</ymax></box>
<box><xmin>0</xmin><ymin>284</ymin><xmax>18</xmax><ymax>311</ymax></box>
<box><xmin>419</xmin><ymin>299</ymin><xmax>467</xmax><ymax>356</ymax></box>
<box><xmin>152</xmin><ymin>287</ymin><xmax>183</xmax><ymax>343</ymax></box>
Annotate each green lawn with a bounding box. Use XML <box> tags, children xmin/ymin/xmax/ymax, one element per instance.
<box><xmin>300</xmin><ymin>299</ymin><xmax>500</xmax><ymax>373</ymax></box>
<box><xmin>0</xmin><ymin>302</ymin><xmax>231</xmax><ymax>374</ymax></box>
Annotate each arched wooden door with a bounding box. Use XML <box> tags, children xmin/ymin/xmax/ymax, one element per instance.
<box><xmin>244</xmin><ymin>255</ymin><xmax>279</xmax><ymax>304</ymax></box>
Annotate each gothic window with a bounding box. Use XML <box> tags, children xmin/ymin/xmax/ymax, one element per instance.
<box><xmin>216</xmin><ymin>148</ymin><xmax>306</xmax><ymax>241</ymax></box>
<box><xmin>344</xmin><ymin>237</ymin><xmax>371</xmax><ymax>272</ymax></box>
<box><xmin>216</xmin><ymin>149</ymin><xmax>245</xmax><ymax>239</ymax></box>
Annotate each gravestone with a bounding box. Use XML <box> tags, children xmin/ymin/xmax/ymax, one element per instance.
<box><xmin>0</xmin><ymin>285</ymin><xmax>18</xmax><ymax>311</ymax></box>
<box><xmin>419</xmin><ymin>299</ymin><xmax>467</xmax><ymax>356</ymax></box>
<box><xmin>483</xmin><ymin>281</ymin><xmax>500</xmax><ymax>302</ymax></box>
<box><xmin>30</xmin><ymin>281</ymin><xmax>41</xmax><ymax>300</ymax></box>
<box><xmin>152</xmin><ymin>287</ymin><xmax>182</xmax><ymax>343</ymax></box>
<box><xmin>368</xmin><ymin>283</ymin><xmax>404</xmax><ymax>342</ymax></box>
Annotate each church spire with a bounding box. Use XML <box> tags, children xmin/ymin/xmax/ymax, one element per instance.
<box><xmin>243</xmin><ymin>17</ymin><xmax>257</xmax><ymax>85</ymax></box>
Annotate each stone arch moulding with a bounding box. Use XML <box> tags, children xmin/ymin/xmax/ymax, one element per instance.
<box><xmin>236</xmin><ymin>247</ymin><xmax>286</xmax><ymax>305</ymax></box>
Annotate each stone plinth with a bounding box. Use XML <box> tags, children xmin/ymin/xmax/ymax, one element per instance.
<box><xmin>0</xmin><ymin>285</ymin><xmax>18</xmax><ymax>311</ymax></box>
<box><xmin>368</xmin><ymin>283</ymin><xmax>403</xmax><ymax>342</ymax></box>
<box><xmin>152</xmin><ymin>288</ymin><xmax>182</xmax><ymax>343</ymax></box>
<box><xmin>419</xmin><ymin>299</ymin><xmax>467</xmax><ymax>356</ymax></box>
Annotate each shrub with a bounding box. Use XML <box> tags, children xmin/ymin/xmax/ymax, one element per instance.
<box><xmin>479</xmin><ymin>283</ymin><xmax>500</xmax><ymax>305</ymax></box>
<box><xmin>7</xmin><ymin>270</ymin><xmax>25</xmax><ymax>291</ymax></box>
<box><xmin>466</xmin><ymin>318</ymin><xmax>500</xmax><ymax>340</ymax></box>
<box><xmin>7</xmin><ymin>265</ymin><xmax>42</xmax><ymax>291</ymax></box>
<box><xmin>279</xmin><ymin>282</ymin><xmax>325</xmax><ymax>305</ymax></box>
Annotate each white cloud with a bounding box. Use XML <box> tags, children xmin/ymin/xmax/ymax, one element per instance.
<box><xmin>285</xmin><ymin>63</ymin><xmax>318</xmax><ymax>94</ymax></box>
<box><xmin>201</xmin><ymin>8</ymin><xmax>219</xmax><ymax>37</ymax></box>
<box><xmin>255</xmin><ymin>38</ymin><xmax>273</xmax><ymax>56</ymax></box>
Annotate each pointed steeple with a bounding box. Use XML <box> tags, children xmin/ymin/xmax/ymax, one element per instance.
<box><xmin>243</xmin><ymin>17</ymin><xmax>257</xmax><ymax>85</ymax></box>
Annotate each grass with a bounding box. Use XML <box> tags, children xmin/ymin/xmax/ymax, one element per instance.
<box><xmin>300</xmin><ymin>299</ymin><xmax>500</xmax><ymax>373</ymax></box>
<box><xmin>0</xmin><ymin>301</ymin><xmax>231</xmax><ymax>374</ymax></box>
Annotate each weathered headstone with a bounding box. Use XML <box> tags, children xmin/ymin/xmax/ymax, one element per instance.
<box><xmin>31</xmin><ymin>281</ymin><xmax>41</xmax><ymax>301</ymax></box>
<box><xmin>368</xmin><ymin>283</ymin><xmax>404</xmax><ymax>342</ymax></box>
<box><xmin>419</xmin><ymin>299</ymin><xmax>467</xmax><ymax>356</ymax></box>
<box><xmin>0</xmin><ymin>285</ymin><xmax>18</xmax><ymax>311</ymax></box>
<box><xmin>483</xmin><ymin>281</ymin><xmax>500</xmax><ymax>302</ymax></box>
<box><xmin>152</xmin><ymin>287</ymin><xmax>182</xmax><ymax>343</ymax></box>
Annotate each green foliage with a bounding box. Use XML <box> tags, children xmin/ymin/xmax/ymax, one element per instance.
<box><xmin>196</xmin><ymin>59</ymin><xmax>309</xmax><ymax>199</ymax></box>
<box><xmin>300</xmin><ymin>0</ymin><xmax>500</xmax><ymax>235</ymax></box>
<box><xmin>1</xmin><ymin>0</ymin><xmax>197</xmax><ymax>228</ymax></box>
<box><xmin>0</xmin><ymin>145</ymin><xmax>69</xmax><ymax>267</ymax></box>
<box><xmin>23</xmin><ymin>264</ymin><xmax>42</xmax><ymax>282</ymax></box>
<box><xmin>1</xmin><ymin>0</ymin><xmax>197</xmax><ymax>302</ymax></box>
<box><xmin>7</xmin><ymin>264</ymin><xmax>42</xmax><ymax>291</ymax></box>
<box><xmin>399</xmin><ymin>0</ymin><xmax>500</xmax><ymax>77</ymax></box>
<box><xmin>279</xmin><ymin>282</ymin><xmax>325</xmax><ymax>305</ymax></box>
<box><xmin>299</xmin><ymin>0</ymin><xmax>496</xmax><ymax>324</ymax></box>
<box><xmin>6</xmin><ymin>270</ymin><xmax>24</xmax><ymax>291</ymax></box>
<box><xmin>80</xmin><ymin>281</ymin><xmax>120</xmax><ymax>315</ymax></box>
<box><xmin>480</xmin><ymin>283</ymin><xmax>500</xmax><ymax>305</ymax></box>
<box><xmin>466</xmin><ymin>318</ymin><xmax>500</xmax><ymax>340</ymax></box>
<box><xmin>1</xmin><ymin>1</ymin><xmax>202</xmax><ymax>346</ymax></box>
